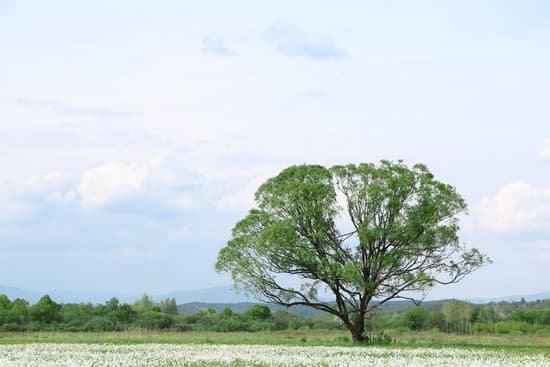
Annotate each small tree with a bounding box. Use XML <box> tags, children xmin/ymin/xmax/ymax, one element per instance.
<box><xmin>216</xmin><ymin>161</ymin><xmax>490</xmax><ymax>342</ymax></box>
<box><xmin>132</xmin><ymin>294</ymin><xmax>155</xmax><ymax>313</ymax></box>
<box><xmin>403</xmin><ymin>307</ymin><xmax>430</xmax><ymax>331</ymax></box>
<box><xmin>244</xmin><ymin>304</ymin><xmax>272</xmax><ymax>320</ymax></box>
<box><xmin>29</xmin><ymin>295</ymin><xmax>60</xmax><ymax>324</ymax></box>
<box><xmin>0</xmin><ymin>295</ymin><xmax>11</xmax><ymax>325</ymax></box>
<box><xmin>8</xmin><ymin>298</ymin><xmax>29</xmax><ymax>325</ymax></box>
<box><xmin>159</xmin><ymin>298</ymin><xmax>178</xmax><ymax>315</ymax></box>
<box><xmin>441</xmin><ymin>300</ymin><xmax>471</xmax><ymax>334</ymax></box>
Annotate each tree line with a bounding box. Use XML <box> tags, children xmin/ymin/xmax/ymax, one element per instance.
<box><xmin>377</xmin><ymin>299</ymin><xmax>550</xmax><ymax>334</ymax></box>
<box><xmin>0</xmin><ymin>294</ymin><xmax>337</xmax><ymax>332</ymax></box>
<box><xmin>0</xmin><ymin>293</ymin><xmax>548</xmax><ymax>335</ymax></box>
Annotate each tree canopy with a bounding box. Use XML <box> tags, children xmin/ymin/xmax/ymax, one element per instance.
<box><xmin>216</xmin><ymin>161</ymin><xmax>490</xmax><ymax>342</ymax></box>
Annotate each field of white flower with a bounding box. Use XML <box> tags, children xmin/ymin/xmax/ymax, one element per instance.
<box><xmin>0</xmin><ymin>343</ymin><xmax>548</xmax><ymax>367</ymax></box>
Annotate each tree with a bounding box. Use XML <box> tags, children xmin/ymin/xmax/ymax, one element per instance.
<box><xmin>441</xmin><ymin>300</ymin><xmax>471</xmax><ymax>334</ymax></box>
<box><xmin>132</xmin><ymin>294</ymin><xmax>155</xmax><ymax>313</ymax></box>
<box><xmin>244</xmin><ymin>304</ymin><xmax>272</xmax><ymax>320</ymax></box>
<box><xmin>216</xmin><ymin>161</ymin><xmax>489</xmax><ymax>342</ymax></box>
<box><xmin>0</xmin><ymin>294</ymin><xmax>10</xmax><ymax>310</ymax></box>
<box><xmin>403</xmin><ymin>307</ymin><xmax>430</xmax><ymax>331</ymax></box>
<box><xmin>29</xmin><ymin>295</ymin><xmax>60</xmax><ymax>324</ymax></box>
<box><xmin>0</xmin><ymin>294</ymin><xmax>11</xmax><ymax>325</ymax></box>
<box><xmin>159</xmin><ymin>298</ymin><xmax>178</xmax><ymax>315</ymax></box>
<box><xmin>8</xmin><ymin>298</ymin><xmax>28</xmax><ymax>325</ymax></box>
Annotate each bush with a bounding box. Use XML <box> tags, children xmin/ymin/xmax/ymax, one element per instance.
<box><xmin>29</xmin><ymin>295</ymin><xmax>61</xmax><ymax>324</ymax></box>
<box><xmin>403</xmin><ymin>308</ymin><xmax>430</xmax><ymax>331</ymax></box>
<box><xmin>368</xmin><ymin>332</ymin><xmax>393</xmax><ymax>345</ymax></box>
<box><xmin>83</xmin><ymin>317</ymin><xmax>118</xmax><ymax>332</ymax></box>
<box><xmin>244</xmin><ymin>305</ymin><xmax>271</xmax><ymax>320</ymax></box>
<box><xmin>471</xmin><ymin>321</ymin><xmax>547</xmax><ymax>334</ymax></box>
<box><xmin>133</xmin><ymin>311</ymin><xmax>174</xmax><ymax>330</ymax></box>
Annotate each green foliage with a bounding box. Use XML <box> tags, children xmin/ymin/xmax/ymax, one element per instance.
<box><xmin>134</xmin><ymin>311</ymin><xmax>173</xmax><ymax>330</ymax></box>
<box><xmin>0</xmin><ymin>295</ymin><xmax>10</xmax><ymax>310</ymax></box>
<box><xmin>471</xmin><ymin>321</ymin><xmax>547</xmax><ymax>334</ymax></box>
<box><xmin>0</xmin><ymin>295</ymin><xmax>11</xmax><ymax>325</ymax></box>
<box><xmin>403</xmin><ymin>307</ymin><xmax>430</xmax><ymax>331</ymax></box>
<box><xmin>29</xmin><ymin>295</ymin><xmax>61</xmax><ymax>324</ymax></box>
<box><xmin>0</xmin><ymin>292</ymin><xmax>547</xmax><ymax>337</ymax></box>
<box><xmin>368</xmin><ymin>331</ymin><xmax>393</xmax><ymax>345</ymax></box>
<box><xmin>132</xmin><ymin>294</ymin><xmax>155</xmax><ymax>313</ymax></box>
<box><xmin>441</xmin><ymin>300</ymin><xmax>471</xmax><ymax>334</ymax></box>
<box><xmin>8</xmin><ymin>298</ymin><xmax>29</xmax><ymax>325</ymax></box>
<box><xmin>0</xmin><ymin>295</ymin><xmax>344</xmax><ymax>333</ymax></box>
<box><xmin>509</xmin><ymin>309</ymin><xmax>550</xmax><ymax>325</ymax></box>
<box><xmin>216</xmin><ymin>161</ymin><xmax>489</xmax><ymax>342</ymax></box>
<box><xmin>159</xmin><ymin>298</ymin><xmax>178</xmax><ymax>315</ymax></box>
<box><xmin>244</xmin><ymin>304</ymin><xmax>271</xmax><ymax>320</ymax></box>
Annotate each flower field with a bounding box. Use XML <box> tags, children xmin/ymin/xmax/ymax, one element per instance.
<box><xmin>0</xmin><ymin>343</ymin><xmax>548</xmax><ymax>367</ymax></box>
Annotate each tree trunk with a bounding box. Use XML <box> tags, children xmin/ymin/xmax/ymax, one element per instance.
<box><xmin>349</xmin><ymin>311</ymin><xmax>367</xmax><ymax>343</ymax></box>
<box><xmin>350</xmin><ymin>328</ymin><xmax>366</xmax><ymax>343</ymax></box>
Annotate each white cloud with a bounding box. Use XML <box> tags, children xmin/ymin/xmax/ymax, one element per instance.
<box><xmin>46</xmin><ymin>190</ymin><xmax>77</xmax><ymax>203</ymax></box>
<box><xmin>0</xmin><ymin>156</ymin><xmax>201</xmax><ymax>219</ymax></box>
<box><xmin>476</xmin><ymin>182</ymin><xmax>550</xmax><ymax>232</ymax></box>
<box><xmin>0</xmin><ymin>171</ymin><xmax>73</xmax><ymax>221</ymax></box>
<box><xmin>538</xmin><ymin>137</ymin><xmax>550</xmax><ymax>160</ymax></box>
<box><xmin>78</xmin><ymin>162</ymin><xmax>150</xmax><ymax>208</ymax></box>
<box><xmin>77</xmin><ymin>158</ymin><xmax>199</xmax><ymax>210</ymax></box>
<box><xmin>21</xmin><ymin>171</ymin><xmax>68</xmax><ymax>195</ymax></box>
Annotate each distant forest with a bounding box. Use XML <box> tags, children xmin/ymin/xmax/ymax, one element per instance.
<box><xmin>0</xmin><ymin>293</ymin><xmax>549</xmax><ymax>334</ymax></box>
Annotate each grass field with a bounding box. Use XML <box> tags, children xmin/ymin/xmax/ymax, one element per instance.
<box><xmin>0</xmin><ymin>330</ymin><xmax>549</xmax><ymax>355</ymax></box>
<box><xmin>1</xmin><ymin>343</ymin><xmax>549</xmax><ymax>367</ymax></box>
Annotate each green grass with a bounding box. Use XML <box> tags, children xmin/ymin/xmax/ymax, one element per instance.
<box><xmin>0</xmin><ymin>330</ymin><xmax>548</xmax><ymax>355</ymax></box>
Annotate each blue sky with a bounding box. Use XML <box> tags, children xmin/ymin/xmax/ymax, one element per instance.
<box><xmin>0</xmin><ymin>0</ymin><xmax>549</xmax><ymax>299</ymax></box>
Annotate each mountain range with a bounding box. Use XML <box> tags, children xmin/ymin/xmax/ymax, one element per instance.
<box><xmin>0</xmin><ymin>284</ymin><xmax>548</xmax><ymax>306</ymax></box>
<box><xmin>0</xmin><ymin>284</ymin><xmax>254</xmax><ymax>305</ymax></box>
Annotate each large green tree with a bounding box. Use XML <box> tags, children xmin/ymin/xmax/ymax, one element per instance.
<box><xmin>216</xmin><ymin>161</ymin><xmax>489</xmax><ymax>342</ymax></box>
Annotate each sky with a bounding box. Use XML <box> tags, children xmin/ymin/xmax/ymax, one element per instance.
<box><xmin>0</xmin><ymin>0</ymin><xmax>549</xmax><ymax>300</ymax></box>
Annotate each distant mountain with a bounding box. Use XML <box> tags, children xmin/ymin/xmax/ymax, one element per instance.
<box><xmin>157</xmin><ymin>286</ymin><xmax>254</xmax><ymax>304</ymax></box>
<box><xmin>469</xmin><ymin>290</ymin><xmax>550</xmax><ymax>304</ymax></box>
<box><xmin>177</xmin><ymin>302</ymin><xmax>327</xmax><ymax>317</ymax></box>
<box><xmin>1</xmin><ymin>284</ymin><xmax>548</xmax><ymax>306</ymax></box>
<box><xmin>0</xmin><ymin>284</ymin><xmax>252</xmax><ymax>305</ymax></box>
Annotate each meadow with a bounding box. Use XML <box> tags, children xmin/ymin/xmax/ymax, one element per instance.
<box><xmin>0</xmin><ymin>342</ymin><xmax>549</xmax><ymax>367</ymax></box>
<box><xmin>1</xmin><ymin>329</ymin><xmax>549</xmax><ymax>354</ymax></box>
<box><xmin>2</xmin><ymin>295</ymin><xmax>549</xmax><ymax>365</ymax></box>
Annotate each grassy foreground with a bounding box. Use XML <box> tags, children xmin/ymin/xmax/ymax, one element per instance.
<box><xmin>0</xmin><ymin>330</ymin><xmax>548</xmax><ymax>355</ymax></box>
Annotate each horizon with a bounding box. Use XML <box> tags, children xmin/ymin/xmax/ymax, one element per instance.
<box><xmin>1</xmin><ymin>283</ymin><xmax>548</xmax><ymax>306</ymax></box>
<box><xmin>1</xmin><ymin>1</ymin><xmax>549</xmax><ymax>300</ymax></box>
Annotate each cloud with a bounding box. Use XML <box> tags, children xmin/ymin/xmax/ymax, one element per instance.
<box><xmin>15</xmin><ymin>98</ymin><xmax>142</xmax><ymax>119</ymax></box>
<box><xmin>0</xmin><ymin>171</ymin><xmax>73</xmax><ymax>222</ymax></box>
<box><xmin>538</xmin><ymin>137</ymin><xmax>550</xmax><ymax>160</ymax></box>
<box><xmin>78</xmin><ymin>162</ymin><xmax>150</xmax><ymax>208</ymax></box>
<box><xmin>0</xmin><ymin>171</ymin><xmax>76</xmax><ymax>222</ymax></box>
<box><xmin>202</xmin><ymin>36</ymin><xmax>234</xmax><ymax>56</ymax></box>
<box><xmin>21</xmin><ymin>171</ymin><xmax>69</xmax><ymax>195</ymax></box>
<box><xmin>263</xmin><ymin>22</ymin><xmax>344</xmax><ymax>60</ymax></box>
<box><xmin>475</xmin><ymin>182</ymin><xmax>550</xmax><ymax>233</ymax></box>
<box><xmin>0</xmin><ymin>156</ymin><xmax>203</xmax><ymax>221</ymax></box>
<box><xmin>77</xmin><ymin>158</ymin><xmax>200</xmax><ymax>211</ymax></box>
